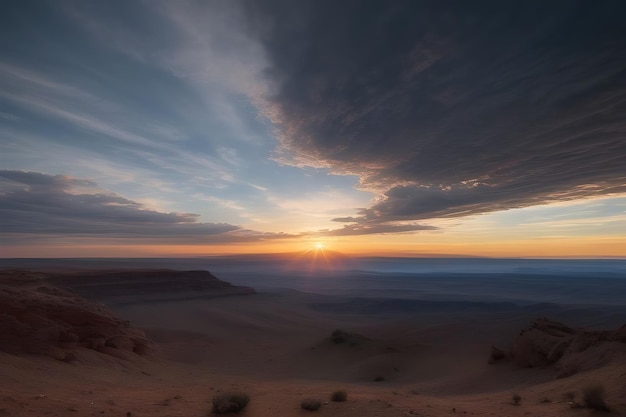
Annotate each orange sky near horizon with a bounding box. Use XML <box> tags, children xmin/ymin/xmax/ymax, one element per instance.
<box><xmin>3</xmin><ymin>234</ymin><xmax>625</xmax><ymax>258</ymax></box>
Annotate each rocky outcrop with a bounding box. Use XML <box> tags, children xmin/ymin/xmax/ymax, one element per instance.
<box><xmin>508</xmin><ymin>317</ymin><xmax>626</xmax><ymax>377</ymax></box>
<box><xmin>0</xmin><ymin>270</ymin><xmax>153</xmax><ymax>362</ymax></box>
<box><xmin>47</xmin><ymin>269</ymin><xmax>255</xmax><ymax>304</ymax></box>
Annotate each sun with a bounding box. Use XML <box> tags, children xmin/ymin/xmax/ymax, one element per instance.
<box><xmin>314</xmin><ymin>243</ymin><xmax>324</xmax><ymax>250</ymax></box>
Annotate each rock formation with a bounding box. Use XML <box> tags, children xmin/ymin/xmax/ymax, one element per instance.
<box><xmin>508</xmin><ymin>317</ymin><xmax>626</xmax><ymax>377</ymax></box>
<box><xmin>0</xmin><ymin>270</ymin><xmax>152</xmax><ymax>362</ymax></box>
<box><xmin>47</xmin><ymin>269</ymin><xmax>256</xmax><ymax>303</ymax></box>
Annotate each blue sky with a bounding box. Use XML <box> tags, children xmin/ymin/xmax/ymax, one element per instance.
<box><xmin>1</xmin><ymin>1</ymin><xmax>625</xmax><ymax>256</ymax></box>
<box><xmin>0</xmin><ymin>1</ymin><xmax>371</xmax><ymax>237</ymax></box>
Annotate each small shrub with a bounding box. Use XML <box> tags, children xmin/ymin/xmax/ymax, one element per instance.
<box><xmin>212</xmin><ymin>392</ymin><xmax>249</xmax><ymax>414</ymax></box>
<box><xmin>331</xmin><ymin>390</ymin><xmax>347</xmax><ymax>402</ymax></box>
<box><xmin>374</xmin><ymin>376</ymin><xmax>385</xmax><ymax>382</ymax></box>
<box><xmin>488</xmin><ymin>345</ymin><xmax>507</xmax><ymax>364</ymax></box>
<box><xmin>582</xmin><ymin>384</ymin><xmax>609</xmax><ymax>412</ymax></box>
<box><xmin>301</xmin><ymin>398</ymin><xmax>322</xmax><ymax>411</ymax></box>
<box><xmin>329</xmin><ymin>329</ymin><xmax>369</xmax><ymax>347</ymax></box>
<box><xmin>511</xmin><ymin>393</ymin><xmax>521</xmax><ymax>405</ymax></box>
<box><xmin>331</xmin><ymin>329</ymin><xmax>346</xmax><ymax>344</ymax></box>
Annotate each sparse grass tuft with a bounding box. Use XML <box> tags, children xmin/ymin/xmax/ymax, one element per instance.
<box><xmin>331</xmin><ymin>390</ymin><xmax>348</xmax><ymax>402</ymax></box>
<box><xmin>329</xmin><ymin>329</ymin><xmax>369</xmax><ymax>347</ymax></box>
<box><xmin>582</xmin><ymin>384</ymin><xmax>610</xmax><ymax>412</ymax></box>
<box><xmin>212</xmin><ymin>392</ymin><xmax>249</xmax><ymax>414</ymax></box>
<box><xmin>331</xmin><ymin>329</ymin><xmax>347</xmax><ymax>344</ymax></box>
<box><xmin>301</xmin><ymin>398</ymin><xmax>322</xmax><ymax>411</ymax></box>
<box><xmin>511</xmin><ymin>393</ymin><xmax>521</xmax><ymax>406</ymax></box>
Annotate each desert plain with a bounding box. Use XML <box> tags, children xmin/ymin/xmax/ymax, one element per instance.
<box><xmin>1</xmin><ymin>257</ymin><xmax>625</xmax><ymax>417</ymax></box>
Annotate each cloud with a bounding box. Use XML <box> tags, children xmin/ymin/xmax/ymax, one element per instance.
<box><xmin>316</xmin><ymin>222</ymin><xmax>436</xmax><ymax>237</ymax></box>
<box><xmin>0</xmin><ymin>170</ymin><xmax>287</xmax><ymax>243</ymax></box>
<box><xmin>1</xmin><ymin>169</ymin><xmax>411</xmax><ymax>240</ymax></box>
<box><xmin>0</xmin><ymin>62</ymin><xmax>238</xmax><ymax>185</ymax></box>
<box><xmin>245</xmin><ymin>0</ymin><xmax>626</xmax><ymax>224</ymax></box>
<box><xmin>331</xmin><ymin>216</ymin><xmax>360</xmax><ymax>223</ymax></box>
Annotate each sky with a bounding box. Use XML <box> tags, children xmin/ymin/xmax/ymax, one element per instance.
<box><xmin>1</xmin><ymin>0</ymin><xmax>625</xmax><ymax>258</ymax></box>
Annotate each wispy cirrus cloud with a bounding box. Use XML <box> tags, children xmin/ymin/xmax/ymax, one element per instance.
<box><xmin>0</xmin><ymin>62</ymin><xmax>237</xmax><ymax>184</ymax></box>
<box><xmin>1</xmin><ymin>1</ymin><xmax>372</xmax><ymax>236</ymax></box>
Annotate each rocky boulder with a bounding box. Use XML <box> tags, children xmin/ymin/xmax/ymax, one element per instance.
<box><xmin>509</xmin><ymin>317</ymin><xmax>626</xmax><ymax>377</ymax></box>
<box><xmin>0</xmin><ymin>270</ymin><xmax>152</xmax><ymax>362</ymax></box>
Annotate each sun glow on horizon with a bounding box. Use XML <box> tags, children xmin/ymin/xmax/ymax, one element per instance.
<box><xmin>277</xmin><ymin>242</ymin><xmax>349</xmax><ymax>272</ymax></box>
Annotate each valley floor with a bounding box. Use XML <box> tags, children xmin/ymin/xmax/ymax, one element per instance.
<box><xmin>2</xmin><ymin>288</ymin><xmax>625</xmax><ymax>417</ymax></box>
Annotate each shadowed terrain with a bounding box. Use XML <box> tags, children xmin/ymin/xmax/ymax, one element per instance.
<box><xmin>0</xmin><ymin>270</ymin><xmax>153</xmax><ymax>364</ymax></box>
<box><xmin>0</xmin><ymin>262</ymin><xmax>625</xmax><ymax>416</ymax></box>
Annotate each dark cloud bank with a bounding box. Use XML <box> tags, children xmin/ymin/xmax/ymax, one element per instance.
<box><xmin>245</xmin><ymin>0</ymin><xmax>626</xmax><ymax>226</ymax></box>
<box><xmin>0</xmin><ymin>170</ymin><xmax>285</xmax><ymax>243</ymax></box>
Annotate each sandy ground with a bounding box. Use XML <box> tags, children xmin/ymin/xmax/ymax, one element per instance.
<box><xmin>1</xmin><ymin>290</ymin><xmax>625</xmax><ymax>417</ymax></box>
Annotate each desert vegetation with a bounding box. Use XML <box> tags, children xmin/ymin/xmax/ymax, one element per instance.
<box><xmin>582</xmin><ymin>384</ymin><xmax>610</xmax><ymax>412</ymax></box>
<box><xmin>300</xmin><ymin>398</ymin><xmax>322</xmax><ymax>411</ymax></box>
<box><xmin>329</xmin><ymin>329</ymin><xmax>371</xmax><ymax>347</ymax></box>
<box><xmin>211</xmin><ymin>392</ymin><xmax>249</xmax><ymax>414</ymax></box>
<box><xmin>331</xmin><ymin>390</ymin><xmax>348</xmax><ymax>402</ymax></box>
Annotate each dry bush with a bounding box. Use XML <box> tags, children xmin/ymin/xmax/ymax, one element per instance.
<box><xmin>212</xmin><ymin>392</ymin><xmax>249</xmax><ymax>414</ymax></box>
<box><xmin>331</xmin><ymin>390</ymin><xmax>348</xmax><ymax>402</ymax></box>
<box><xmin>582</xmin><ymin>384</ymin><xmax>610</xmax><ymax>412</ymax></box>
<box><xmin>330</xmin><ymin>329</ymin><xmax>370</xmax><ymax>347</ymax></box>
<box><xmin>511</xmin><ymin>393</ymin><xmax>521</xmax><ymax>405</ymax></box>
<box><xmin>331</xmin><ymin>329</ymin><xmax>347</xmax><ymax>344</ymax></box>
<box><xmin>301</xmin><ymin>398</ymin><xmax>322</xmax><ymax>411</ymax></box>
